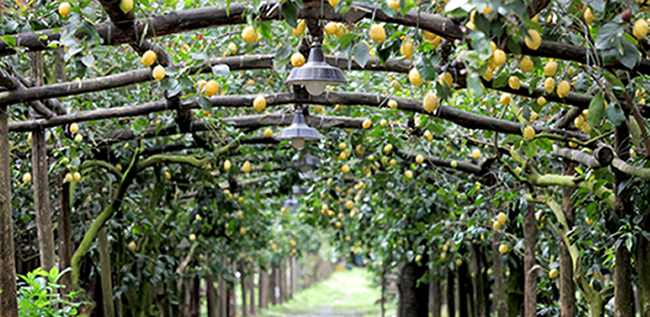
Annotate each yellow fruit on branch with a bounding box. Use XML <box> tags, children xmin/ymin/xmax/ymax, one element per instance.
<box><xmin>424</xmin><ymin>130</ymin><xmax>434</xmax><ymax>142</ymax></box>
<box><xmin>498</xmin><ymin>244</ymin><xmax>508</xmax><ymax>254</ymax></box>
<box><xmin>338</xmin><ymin>142</ymin><xmax>347</xmax><ymax>150</ymax></box>
<box><xmin>165</xmin><ymin>171</ymin><xmax>171</xmax><ymax>180</ymax></box>
<box><xmin>423</xmin><ymin>93</ymin><xmax>440</xmax><ymax>113</ymax></box>
<box><xmin>519</xmin><ymin>56</ymin><xmax>533</xmax><ymax>72</ymax></box>
<box><xmin>263</xmin><ymin>128</ymin><xmax>273</xmax><ymax>138</ymax></box>
<box><xmin>189</xmin><ymin>234</ymin><xmax>196</xmax><ymax>242</ymax></box>
<box><xmin>241</xmin><ymin>26</ymin><xmax>258</xmax><ymax>43</ymax></box>
<box><xmin>325</xmin><ymin>22</ymin><xmax>338</xmax><ymax>35</ymax></box>
<box><xmin>500</xmin><ymin>93</ymin><xmax>511</xmax><ymax>106</ymax></box>
<box><xmin>388</xmin><ymin>0</ymin><xmax>400</xmax><ymax>10</ymax></box>
<box><xmin>380</xmin><ymin>119</ymin><xmax>388</xmax><ymax>127</ymax></box>
<box><xmin>59</xmin><ymin>2</ymin><xmax>71</xmax><ymax>18</ymax></box>
<box><xmin>329</xmin><ymin>0</ymin><xmax>340</xmax><ymax>7</ymax></box>
<box><xmin>583</xmin><ymin>7</ymin><xmax>595</xmax><ymax>23</ymax></box>
<box><xmin>537</xmin><ymin>96</ymin><xmax>546</xmax><ymax>106</ymax></box>
<box><xmin>224</xmin><ymin>160</ymin><xmax>231</xmax><ymax>171</ymax></box>
<box><xmin>341</xmin><ymin>164</ymin><xmax>350</xmax><ymax>174</ymax></box>
<box><xmin>497</xmin><ymin>212</ymin><xmax>507</xmax><ymax>226</ymax></box>
<box><xmin>152</xmin><ymin>65</ymin><xmax>165</xmax><ymax>81</ymax></box>
<box><xmin>69</xmin><ymin>122</ymin><xmax>80</xmax><ymax>134</ymax></box>
<box><xmin>523</xmin><ymin>125</ymin><xmax>536</xmax><ymax>139</ymax></box>
<box><xmin>388</xmin><ymin>99</ymin><xmax>398</xmax><ymax>109</ymax></box>
<box><xmin>73</xmin><ymin>172</ymin><xmax>81</xmax><ymax>182</ymax></box>
<box><xmin>544</xmin><ymin>61</ymin><xmax>558</xmax><ymax>77</ymax></box>
<box><xmin>22</xmin><ymin>172</ymin><xmax>31</xmax><ymax>184</ymax></box>
<box><xmin>346</xmin><ymin>200</ymin><xmax>354</xmax><ymax>209</ymax></box>
<box><xmin>482</xmin><ymin>66</ymin><xmax>494</xmax><ymax>81</ymax></box>
<box><xmin>405</xmin><ymin>170</ymin><xmax>413</xmax><ymax>179</ymax></box>
<box><xmin>440</xmin><ymin>252</ymin><xmax>447</xmax><ymax>259</ymax></box>
<box><xmin>556</xmin><ymin>80</ymin><xmax>571</xmax><ymax>98</ymax></box>
<box><xmin>574</xmin><ymin>115</ymin><xmax>584</xmax><ymax>128</ymax></box>
<box><xmin>544</xmin><ymin>77</ymin><xmax>555</xmax><ymax>93</ymax></box>
<box><xmin>253</xmin><ymin>95</ymin><xmax>267</xmax><ymax>112</ymax></box>
<box><xmin>292</xmin><ymin>20</ymin><xmax>306</xmax><ymax>37</ymax></box>
<box><xmin>524</xmin><ymin>29</ymin><xmax>542</xmax><ymax>50</ymax></box>
<box><xmin>472</xmin><ymin>149</ymin><xmax>482</xmax><ymax>160</ymax></box>
<box><xmin>581</xmin><ymin>122</ymin><xmax>591</xmax><ymax>134</ymax></box>
<box><xmin>291</xmin><ymin>52</ymin><xmax>306</xmax><ymax>67</ymax></box>
<box><xmin>400</xmin><ymin>40</ymin><xmax>414</xmax><ymax>59</ymax></box>
<box><xmin>384</xmin><ymin>144</ymin><xmax>393</xmax><ymax>154</ymax></box>
<box><xmin>633</xmin><ymin>19</ymin><xmax>649</xmax><ymax>40</ymax></box>
<box><xmin>508</xmin><ymin>76</ymin><xmax>521</xmax><ymax>90</ymax></box>
<box><xmin>493</xmin><ymin>49</ymin><xmax>506</xmax><ymax>66</ymax></box>
<box><xmin>440</xmin><ymin>72</ymin><xmax>453</xmax><ymax>87</ymax></box>
<box><xmin>129</xmin><ymin>241</ymin><xmax>137</xmax><ymax>251</ymax></box>
<box><xmin>415</xmin><ymin>154</ymin><xmax>424</xmax><ymax>164</ymax></box>
<box><xmin>362</xmin><ymin>119</ymin><xmax>372</xmax><ymax>129</ymax></box>
<box><xmin>205</xmin><ymin>80</ymin><xmax>219</xmax><ymax>97</ymax></box>
<box><xmin>119</xmin><ymin>0</ymin><xmax>133</xmax><ymax>13</ymax></box>
<box><xmin>242</xmin><ymin>161</ymin><xmax>251</xmax><ymax>173</ymax></box>
<box><xmin>369</xmin><ymin>24</ymin><xmax>387</xmax><ymax>43</ymax></box>
<box><xmin>65</xmin><ymin>173</ymin><xmax>73</xmax><ymax>183</ymax></box>
<box><xmin>409</xmin><ymin>67</ymin><xmax>424</xmax><ymax>87</ymax></box>
<box><xmin>141</xmin><ymin>50</ymin><xmax>157</xmax><ymax>66</ymax></box>
<box><xmin>549</xmin><ymin>268</ymin><xmax>559</xmax><ymax>279</ymax></box>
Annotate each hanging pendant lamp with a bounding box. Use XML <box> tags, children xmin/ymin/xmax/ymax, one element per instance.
<box><xmin>285</xmin><ymin>40</ymin><xmax>347</xmax><ymax>96</ymax></box>
<box><xmin>277</xmin><ymin>107</ymin><xmax>321</xmax><ymax>149</ymax></box>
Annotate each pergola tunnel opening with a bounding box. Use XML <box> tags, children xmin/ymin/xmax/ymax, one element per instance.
<box><xmin>2</xmin><ymin>0</ymin><xmax>650</xmax><ymax>316</ymax></box>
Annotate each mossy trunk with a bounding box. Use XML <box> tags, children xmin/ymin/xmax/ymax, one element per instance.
<box><xmin>398</xmin><ymin>261</ymin><xmax>429</xmax><ymax>317</ymax></box>
<box><xmin>505</xmin><ymin>256</ymin><xmax>524</xmax><ymax>317</ymax></box>
<box><xmin>560</xmin><ymin>160</ymin><xmax>576</xmax><ymax>317</ymax></box>
<box><xmin>524</xmin><ymin>203</ymin><xmax>537</xmax><ymax>317</ymax></box>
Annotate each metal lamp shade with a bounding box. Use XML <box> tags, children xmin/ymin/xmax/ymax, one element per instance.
<box><xmin>278</xmin><ymin>113</ymin><xmax>321</xmax><ymax>149</ymax></box>
<box><xmin>285</xmin><ymin>42</ymin><xmax>346</xmax><ymax>96</ymax></box>
<box><xmin>290</xmin><ymin>153</ymin><xmax>320</xmax><ymax>173</ymax></box>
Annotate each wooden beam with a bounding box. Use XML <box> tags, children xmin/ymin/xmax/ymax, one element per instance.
<box><xmin>0</xmin><ymin>105</ymin><xmax>17</xmax><ymax>317</ymax></box>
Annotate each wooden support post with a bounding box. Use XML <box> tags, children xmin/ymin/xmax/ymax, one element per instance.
<box><xmin>240</xmin><ymin>261</ymin><xmax>248</xmax><ymax>317</ymax></box>
<box><xmin>560</xmin><ymin>160</ymin><xmax>577</xmax><ymax>317</ymax></box>
<box><xmin>0</xmin><ymin>104</ymin><xmax>17</xmax><ymax>317</ymax></box>
<box><xmin>249</xmin><ymin>265</ymin><xmax>256</xmax><ymax>316</ymax></box>
<box><xmin>615</xmin><ymin>124</ymin><xmax>635</xmax><ymax>317</ymax></box>
<box><xmin>524</xmin><ymin>203</ymin><xmax>537</xmax><ymax>317</ymax></box>
<box><xmin>270</xmin><ymin>264</ymin><xmax>277</xmax><ymax>306</ymax></box>
<box><xmin>207</xmin><ymin>273</ymin><xmax>217</xmax><ymax>317</ymax></box>
<box><xmin>491</xmin><ymin>232</ymin><xmax>507</xmax><ymax>317</ymax></box>
<box><xmin>57</xmin><ymin>172</ymin><xmax>72</xmax><ymax>294</ymax></box>
<box><xmin>218</xmin><ymin>257</ymin><xmax>227</xmax><ymax>317</ymax></box>
<box><xmin>98</xmin><ymin>228</ymin><xmax>116</xmax><ymax>317</ymax></box>
<box><xmin>258</xmin><ymin>267</ymin><xmax>269</xmax><ymax>309</ymax></box>
<box><xmin>445</xmin><ymin>267</ymin><xmax>455</xmax><ymax>317</ymax></box>
<box><xmin>229</xmin><ymin>262</ymin><xmax>237</xmax><ymax>317</ymax></box>
<box><xmin>471</xmin><ymin>242</ymin><xmax>486</xmax><ymax>317</ymax></box>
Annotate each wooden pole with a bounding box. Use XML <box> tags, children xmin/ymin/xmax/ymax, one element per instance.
<box><xmin>615</xmin><ymin>124</ymin><xmax>635</xmax><ymax>317</ymax></box>
<box><xmin>240</xmin><ymin>261</ymin><xmax>248</xmax><ymax>317</ymax></box>
<box><xmin>524</xmin><ymin>203</ymin><xmax>537</xmax><ymax>317</ymax></box>
<box><xmin>207</xmin><ymin>273</ymin><xmax>217</xmax><ymax>317</ymax></box>
<box><xmin>249</xmin><ymin>265</ymin><xmax>256</xmax><ymax>315</ymax></box>
<box><xmin>218</xmin><ymin>256</ymin><xmax>227</xmax><ymax>317</ymax></box>
<box><xmin>98</xmin><ymin>228</ymin><xmax>116</xmax><ymax>317</ymax></box>
<box><xmin>258</xmin><ymin>267</ymin><xmax>269</xmax><ymax>309</ymax></box>
<box><xmin>0</xmin><ymin>104</ymin><xmax>18</xmax><ymax>317</ymax></box>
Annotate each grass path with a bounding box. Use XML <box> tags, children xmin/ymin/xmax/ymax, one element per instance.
<box><xmin>261</xmin><ymin>268</ymin><xmax>394</xmax><ymax>317</ymax></box>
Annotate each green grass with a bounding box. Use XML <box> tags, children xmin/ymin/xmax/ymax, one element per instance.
<box><xmin>261</xmin><ymin>268</ymin><xmax>395</xmax><ymax>317</ymax></box>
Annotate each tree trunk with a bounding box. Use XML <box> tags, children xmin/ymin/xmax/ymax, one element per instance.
<box><xmin>446</xmin><ymin>267</ymin><xmax>455</xmax><ymax>317</ymax></box>
<box><xmin>218</xmin><ymin>259</ymin><xmax>228</xmax><ymax>317</ymax></box>
<box><xmin>398</xmin><ymin>261</ymin><xmax>429</xmax><ymax>317</ymax></box>
<box><xmin>249</xmin><ymin>265</ymin><xmax>256</xmax><ymax>316</ymax></box>
<box><xmin>458</xmin><ymin>260</ymin><xmax>470</xmax><ymax>317</ymax></box>
<box><xmin>471</xmin><ymin>242</ymin><xmax>486</xmax><ymax>317</ymax></box>
<box><xmin>259</xmin><ymin>267</ymin><xmax>269</xmax><ymax>309</ymax></box>
<box><xmin>0</xmin><ymin>104</ymin><xmax>18</xmax><ymax>317</ymax></box>
<box><xmin>57</xmin><ymin>172</ymin><xmax>72</xmax><ymax>294</ymax></box>
<box><xmin>382</xmin><ymin>265</ymin><xmax>386</xmax><ymax>317</ymax></box>
<box><xmin>207</xmin><ymin>274</ymin><xmax>217</xmax><ymax>317</ymax></box>
<box><xmin>98</xmin><ymin>228</ymin><xmax>116</xmax><ymax>317</ymax></box>
<box><xmin>615</xmin><ymin>124</ymin><xmax>635</xmax><ymax>317</ymax></box>
<box><xmin>561</xmin><ymin>160</ymin><xmax>576</xmax><ymax>317</ymax></box>
<box><xmin>524</xmin><ymin>203</ymin><xmax>537</xmax><ymax>317</ymax></box>
<box><xmin>280</xmin><ymin>260</ymin><xmax>288</xmax><ymax>303</ymax></box>
<box><xmin>492</xmin><ymin>233</ymin><xmax>507</xmax><ymax>317</ymax></box>
<box><xmin>270</xmin><ymin>264</ymin><xmax>278</xmax><ymax>305</ymax></box>
<box><xmin>430</xmin><ymin>265</ymin><xmax>442</xmax><ymax>317</ymax></box>
<box><xmin>190</xmin><ymin>275</ymin><xmax>201</xmax><ymax>317</ymax></box>
<box><xmin>241</xmin><ymin>261</ymin><xmax>248</xmax><ymax>317</ymax></box>
<box><xmin>506</xmin><ymin>256</ymin><xmax>524</xmax><ymax>317</ymax></box>
<box><xmin>229</xmin><ymin>263</ymin><xmax>237</xmax><ymax>317</ymax></box>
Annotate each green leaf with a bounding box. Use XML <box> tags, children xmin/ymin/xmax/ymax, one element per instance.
<box><xmin>605</xmin><ymin>103</ymin><xmax>625</xmax><ymax>126</ymax></box>
<box><xmin>282</xmin><ymin>1</ymin><xmax>298</xmax><ymax>28</ymax></box>
<box><xmin>603</xmin><ymin>72</ymin><xmax>624</xmax><ymax>88</ymax></box>
<box><xmin>198</xmin><ymin>96</ymin><xmax>212</xmax><ymax>111</ymax></box>
<box><xmin>354</xmin><ymin>42</ymin><xmax>370</xmax><ymax>68</ymax></box>
<box><xmin>618</xmin><ymin>38</ymin><xmax>640</xmax><ymax>70</ymax></box>
<box><xmin>467</xmin><ymin>74</ymin><xmax>483</xmax><ymax>96</ymax></box>
<box><xmin>588</xmin><ymin>91</ymin><xmax>605</xmax><ymax>126</ymax></box>
<box><xmin>212</xmin><ymin>64</ymin><xmax>230</xmax><ymax>77</ymax></box>
<box><xmin>416</xmin><ymin>56</ymin><xmax>438</xmax><ymax>81</ymax></box>
<box><xmin>492</xmin><ymin>73</ymin><xmax>508</xmax><ymax>88</ymax></box>
<box><xmin>595</xmin><ymin>23</ymin><xmax>622</xmax><ymax>50</ymax></box>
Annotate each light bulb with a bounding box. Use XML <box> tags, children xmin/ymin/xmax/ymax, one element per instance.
<box><xmin>305</xmin><ymin>82</ymin><xmax>327</xmax><ymax>96</ymax></box>
<box><xmin>291</xmin><ymin>137</ymin><xmax>305</xmax><ymax>149</ymax></box>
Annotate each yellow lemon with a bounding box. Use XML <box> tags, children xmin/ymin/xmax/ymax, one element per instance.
<box><xmin>400</xmin><ymin>40</ymin><xmax>414</xmax><ymax>59</ymax></box>
<box><xmin>370</xmin><ymin>24</ymin><xmax>387</xmax><ymax>43</ymax></box>
<box><xmin>482</xmin><ymin>66</ymin><xmax>494</xmax><ymax>81</ymax></box>
<box><xmin>508</xmin><ymin>76</ymin><xmax>521</xmax><ymax>90</ymax></box>
<box><xmin>544</xmin><ymin>77</ymin><xmax>555</xmax><ymax>93</ymax></box>
<box><xmin>329</xmin><ymin>0</ymin><xmax>340</xmax><ymax>7</ymax></box>
<box><xmin>405</xmin><ymin>170</ymin><xmax>413</xmax><ymax>179</ymax></box>
<box><xmin>388</xmin><ymin>0</ymin><xmax>400</xmax><ymax>10</ymax></box>
<box><xmin>73</xmin><ymin>172</ymin><xmax>81</xmax><ymax>182</ymax></box>
<box><xmin>335</xmin><ymin>23</ymin><xmax>347</xmax><ymax>37</ymax></box>
<box><xmin>497</xmin><ymin>212</ymin><xmax>507</xmax><ymax>225</ymax></box>
<box><xmin>346</xmin><ymin>200</ymin><xmax>354</xmax><ymax>209</ymax></box>
<box><xmin>362</xmin><ymin>119</ymin><xmax>372</xmax><ymax>129</ymax></box>
<box><xmin>195</xmin><ymin>79</ymin><xmax>207</xmax><ymax>90</ymax></box>
<box><xmin>341</xmin><ymin>164</ymin><xmax>350</xmax><ymax>174</ymax></box>
<box><xmin>141</xmin><ymin>50</ymin><xmax>156</xmax><ymax>66</ymax></box>
<box><xmin>242</xmin><ymin>161</ymin><xmax>251</xmax><ymax>173</ymax></box>
<box><xmin>441</xmin><ymin>252</ymin><xmax>447</xmax><ymax>259</ymax></box>
<box><xmin>523</xmin><ymin>126</ymin><xmax>536</xmax><ymax>139</ymax></box>
<box><xmin>582</xmin><ymin>109</ymin><xmax>589</xmax><ymax>121</ymax></box>
<box><xmin>390</xmin><ymin>158</ymin><xmax>397</xmax><ymax>166</ymax></box>
<box><xmin>338</xmin><ymin>142</ymin><xmax>347</xmax><ymax>150</ymax></box>
<box><xmin>129</xmin><ymin>241</ymin><xmax>137</xmax><ymax>251</ymax></box>
<box><xmin>493</xmin><ymin>49</ymin><xmax>506</xmax><ymax>66</ymax></box>
<box><xmin>582</xmin><ymin>122</ymin><xmax>591</xmax><ymax>134</ymax></box>
<box><xmin>440</xmin><ymin>72</ymin><xmax>453</xmax><ymax>87</ymax></box>
<box><xmin>519</xmin><ymin>56</ymin><xmax>533</xmax><ymax>72</ymax></box>
<box><xmin>525</xmin><ymin>29</ymin><xmax>542</xmax><ymax>50</ymax></box>
<box><xmin>500</xmin><ymin>93</ymin><xmax>511</xmax><ymax>106</ymax></box>
<box><xmin>205</xmin><ymin>80</ymin><xmax>219</xmax><ymax>97</ymax></box>
<box><xmin>164</xmin><ymin>171</ymin><xmax>171</xmax><ymax>180</ymax></box>
<box><xmin>119</xmin><ymin>0</ymin><xmax>133</xmax><ymax>13</ymax></box>
<box><xmin>549</xmin><ymin>268</ymin><xmax>559</xmax><ymax>279</ymax></box>
<box><xmin>152</xmin><ymin>65</ymin><xmax>165</xmax><ymax>81</ymax></box>
<box><xmin>384</xmin><ymin>144</ymin><xmax>393</xmax><ymax>153</ymax></box>
<box><xmin>224</xmin><ymin>160</ymin><xmax>231</xmax><ymax>171</ymax></box>
<box><xmin>472</xmin><ymin>149</ymin><xmax>481</xmax><ymax>160</ymax></box>
<box><xmin>531</xmin><ymin>15</ymin><xmax>539</xmax><ymax>23</ymax></box>
<box><xmin>263</xmin><ymin>128</ymin><xmax>273</xmax><ymax>138</ymax></box>
<box><xmin>537</xmin><ymin>96</ymin><xmax>546</xmax><ymax>106</ymax></box>
<box><xmin>422</xmin><ymin>30</ymin><xmax>436</xmax><ymax>40</ymax></box>
<box><xmin>569</xmin><ymin>141</ymin><xmax>578</xmax><ymax>148</ymax></box>
<box><xmin>189</xmin><ymin>234</ymin><xmax>196</xmax><ymax>242</ymax></box>
<box><xmin>423</xmin><ymin>93</ymin><xmax>440</xmax><ymax>113</ymax></box>
<box><xmin>574</xmin><ymin>115</ymin><xmax>584</xmax><ymax>128</ymax></box>
<box><xmin>253</xmin><ymin>95</ymin><xmax>266</xmax><ymax>112</ymax></box>
<box><xmin>70</xmin><ymin>122</ymin><xmax>80</xmax><ymax>134</ymax></box>
<box><xmin>388</xmin><ymin>99</ymin><xmax>398</xmax><ymax>109</ymax></box>
<box><xmin>241</xmin><ymin>26</ymin><xmax>258</xmax><ymax>43</ymax></box>
<box><xmin>499</xmin><ymin>244</ymin><xmax>508</xmax><ymax>254</ymax></box>
<box><xmin>325</xmin><ymin>22</ymin><xmax>338</xmax><ymax>35</ymax></box>
<box><xmin>415</xmin><ymin>154</ymin><xmax>424</xmax><ymax>164</ymax></box>
<box><xmin>584</xmin><ymin>7</ymin><xmax>595</xmax><ymax>23</ymax></box>
<box><xmin>292</xmin><ymin>19</ymin><xmax>306</xmax><ymax>37</ymax></box>
<box><xmin>291</xmin><ymin>53</ymin><xmax>306</xmax><ymax>67</ymax></box>
<box><xmin>65</xmin><ymin>173</ymin><xmax>73</xmax><ymax>182</ymax></box>
<box><xmin>380</xmin><ymin>119</ymin><xmax>388</xmax><ymax>127</ymax></box>
<box><xmin>633</xmin><ymin>19</ymin><xmax>648</xmax><ymax>39</ymax></box>
<box><xmin>424</xmin><ymin>130</ymin><xmax>434</xmax><ymax>142</ymax></box>
<box><xmin>556</xmin><ymin>80</ymin><xmax>571</xmax><ymax>98</ymax></box>
<box><xmin>544</xmin><ymin>61</ymin><xmax>558</xmax><ymax>77</ymax></box>
<box><xmin>493</xmin><ymin>221</ymin><xmax>501</xmax><ymax>230</ymax></box>
<box><xmin>59</xmin><ymin>2</ymin><xmax>71</xmax><ymax>18</ymax></box>
<box><xmin>409</xmin><ymin>68</ymin><xmax>424</xmax><ymax>87</ymax></box>
<box><xmin>74</xmin><ymin>134</ymin><xmax>83</xmax><ymax>142</ymax></box>
<box><xmin>22</xmin><ymin>172</ymin><xmax>32</xmax><ymax>184</ymax></box>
